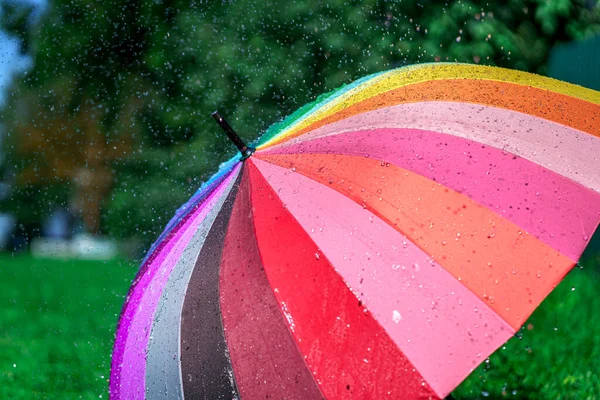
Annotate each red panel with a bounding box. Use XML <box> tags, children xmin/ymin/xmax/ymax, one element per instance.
<box><xmin>219</xmin><ymin>166</ymin><xmax>324</xmax><ymax>399</ymax></box>
<box><xmin>246</xmin><ymin>160</ymin><xmax>439</xmax><ymax>399</ymax></box>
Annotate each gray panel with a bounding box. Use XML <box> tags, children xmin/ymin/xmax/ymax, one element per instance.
<box><xmin>145</xmin><ymin>168</ymin><xmax>240</xmax><ymax>400</ymax></box>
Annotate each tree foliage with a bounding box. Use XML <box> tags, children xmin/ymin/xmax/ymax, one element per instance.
<box><xmin>2</xmin><ymin>0</ymin><xmax>599</xmax><ymax>249</ymax></box>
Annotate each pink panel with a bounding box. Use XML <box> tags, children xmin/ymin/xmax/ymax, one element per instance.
<box><xmin>260</xmin><ymin>128</ymin><xmax>600</xmax><ymax>261</ymax></box>
<box><xmin>261</xmin><ymin>102</ymin><xmax>600</xmax><ymax>193</ymax></box>
<box><xmin>253</xmin><ymin>158</ymin><xmax>514</xmax><ymax>398</ymax></box>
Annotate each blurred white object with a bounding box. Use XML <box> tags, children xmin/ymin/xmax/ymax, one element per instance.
<box><xmin>30</xmin><ymin>237</ymin><xmax>71</xmax><ymax>258</ymax></box>
<box><xmin>70</xmin><ymin>234</ymin><xmax>119</xmax><ymax>260</ymax></box>
<box><xmin>31</xmin><ymin>234</ymin><xmax>118</xmax><ymax>260</ymax></box>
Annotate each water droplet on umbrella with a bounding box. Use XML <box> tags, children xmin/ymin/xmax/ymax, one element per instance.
<box><xmin>392</xmin><ymin>310</ymin><xmax>402</xmax><ymax>323</ymax></box>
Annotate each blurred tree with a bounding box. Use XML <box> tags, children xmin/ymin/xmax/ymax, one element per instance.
<box><xmin>1</xmin><ymin>0</ymin><xmax>145</xmax><ymax>234</ymax></box>
<box><xmin>1</xmin><ymin>0</ymin><xmax>599</xmax><ymax>250</ymax></box>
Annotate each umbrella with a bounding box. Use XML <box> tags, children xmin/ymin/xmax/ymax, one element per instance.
<box><xmin>110</xmin><ymin>63</ymin><xmax>600</xmax><ymax>400</ymax></box>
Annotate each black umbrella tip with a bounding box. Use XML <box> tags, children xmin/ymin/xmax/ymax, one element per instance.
<box><xmin>211</xmin><ymin>110</ymin><xmax>255</xmax><ymax>160</ymax></box>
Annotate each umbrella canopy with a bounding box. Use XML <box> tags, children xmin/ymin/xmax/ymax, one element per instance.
<box><xmin>110</xmin><ymin>63</ymin><xmax>600</xmax><ymax>400</ymax></box>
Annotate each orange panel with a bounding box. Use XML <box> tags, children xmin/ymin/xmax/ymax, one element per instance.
<box><xmin>268</xmin><ymin>79</ymin><xmax>600</xmax><ymax>148</ymax></box>
<box><xmin>256</xmin><ymin>153</ymin><xmax>575</xmax><ymax>330</ymax></box>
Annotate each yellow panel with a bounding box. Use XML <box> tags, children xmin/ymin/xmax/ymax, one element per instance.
<box><xmin>259</xmin><ymin>63</ymin><xmax>600</xmax><ymax>149</ymax></box>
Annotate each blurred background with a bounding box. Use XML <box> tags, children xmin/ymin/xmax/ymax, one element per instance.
<box><xmin>0</xmin><ymin>0</ymin><xmax>598</xmax><ymax>398</ymax></box>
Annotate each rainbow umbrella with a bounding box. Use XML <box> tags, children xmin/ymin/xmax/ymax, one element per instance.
<box><xmin>110</xmin><ymin>63</ymin><xmax>600</xmax><ymax>400</ymax></box>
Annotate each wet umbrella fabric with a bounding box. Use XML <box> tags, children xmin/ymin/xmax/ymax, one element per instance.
<box><xmin>110</xmin><ymin>63</ymin><xmax>600</xmax><ymax>400</ymax></box>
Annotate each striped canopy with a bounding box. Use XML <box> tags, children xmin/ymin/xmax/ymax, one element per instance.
<box><xmin>111</xmin><ymin>63</ymin><xmax>600</xmax><ymax>400</ymax></box>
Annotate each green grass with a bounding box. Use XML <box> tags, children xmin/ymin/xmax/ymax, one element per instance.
<box><xmin>0</xmin><ymin>254</ymin><xmax>136</xmax><ymax>399</ymax></box>
<box><xmin>0</xmin><ymin>252</ymin><xmax>598</xmax><ymax>399</ymax></box>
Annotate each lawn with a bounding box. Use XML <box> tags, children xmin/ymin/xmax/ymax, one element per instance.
<box><xmin>0</xmin><ymin>249</ymin><xmax>598</xmax><ymax>399</ymax></box>
<box><xmin>0</xmin><ymin>254</ymin><xmax>136</xmax><ymax>399</ymax></box>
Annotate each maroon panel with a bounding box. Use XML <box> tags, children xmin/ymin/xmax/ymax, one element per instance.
<box><xmin>219</xmin><ymin>166</ymin><xmax>324</xmax><ymax>399</ymax></box>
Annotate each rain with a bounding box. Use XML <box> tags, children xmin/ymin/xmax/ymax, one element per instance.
<box><xmin>0</xmin><ymin>0</ymin><xmax>599</xmax><ymax>399</ymax></box>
